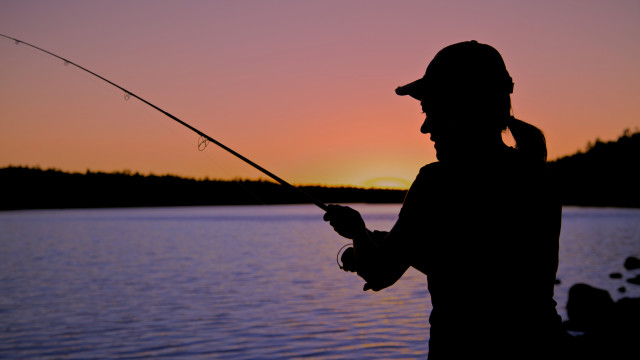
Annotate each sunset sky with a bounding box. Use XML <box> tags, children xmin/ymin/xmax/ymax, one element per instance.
<box><xmin>1</xmin><ymin>1</ymin><xmax>638</xmax><ymax>188</ymax></box>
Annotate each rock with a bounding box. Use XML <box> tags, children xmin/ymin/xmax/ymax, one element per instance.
<box><xmin>612</xmin><ymin>297</ymin><xmax>640</xmax><ymax>346</ymax></box>
<box><xmin>614</xmin><ymin>297</ymin><xmax>640</xmax><ymax>329</ymax></box>
<box><xmin>624</xmin><ymin>256</ymin><xmax>640</xmax><ymax>270</ymax></box>
<box><xmin>609</xmin><ymin>272</ymin><xmax>623</xmax><ymax>279</ymax></box>
<box><xmin>626</xmin><ymin>274</ymin><xmax>640</xmax><ymax>285</ymax></box>
<box><xmin>565</xmin><ymin>283</ymin><xmax>615</xmax><ymax>332</ymax></box>
<box><xmin>563</xmin><ymin>283</ymin><xmax>640</xmax><ymax>360</ymax></box>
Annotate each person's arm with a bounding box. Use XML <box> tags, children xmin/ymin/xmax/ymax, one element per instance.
<box><xmin>324</xmin><ymin>205</ymin><xmax>410</xmax><ymax>291</ymax></box>
<box><xmin>326</xmin><ymin>164</ymin><xmax>437</xmax><ymax>290</ymax></box>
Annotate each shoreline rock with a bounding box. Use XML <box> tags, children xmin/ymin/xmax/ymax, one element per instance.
<box><xmin>562</xmin><ymin>255</ymin><xmax>640</xmax><ymax>359</ymax></box>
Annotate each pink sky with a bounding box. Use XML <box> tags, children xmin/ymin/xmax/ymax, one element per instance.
<box><xmin>1</xmin><ymin>1</ymin><xmax>639</xmax><ymax>188</ymax></box>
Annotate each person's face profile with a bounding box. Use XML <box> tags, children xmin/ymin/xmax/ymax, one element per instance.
<box><xmin>419</xmin><ymin>100</ymin><xmax>451</xmax><ymax>136</ymax></box>
<box><xmin>419</xmin><ymin>98</ymin><xmax>469</xmax><ymax>162</ymax></box>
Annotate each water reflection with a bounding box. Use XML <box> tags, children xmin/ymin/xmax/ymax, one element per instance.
<box><xmin>0</xmin><ymin>205</ymin><xmax>638</xmax><ymax>359</ymax></box>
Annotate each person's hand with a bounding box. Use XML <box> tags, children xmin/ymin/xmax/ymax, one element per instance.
<box><xmin>323</xmin><ymin>204</ymin><xmax>366</xmax><ymax>240</ymax></box>
<box><xmin>340</xmin><ymin>246</ymin><xmax>356</xmax><ymax>272</ymax></box>
<box><xmin>340</xmin><ymin>245</ymin><xmax>384</xmax><ymax>291</ymax></box>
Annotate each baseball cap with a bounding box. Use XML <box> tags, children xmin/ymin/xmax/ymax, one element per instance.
<box><xmin>395</xmin><ymin>40</ymin><xmax>514</xmax><ymax>101</ymax></box>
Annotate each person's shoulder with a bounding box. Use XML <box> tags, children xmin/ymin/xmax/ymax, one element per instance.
<box><xmin>404</xmin><ymin>162</ymin><xmax>443</xmax><ymax>195</ymax></box>
<box><xmin>417</xmin><ymin>161</ymin><xmax>444</xmax><ymax>177</ymax></box>
<box><xmin>407</xmin><ymin>162</ymin><xmax>450</xmax><ymax>194</ymax></box>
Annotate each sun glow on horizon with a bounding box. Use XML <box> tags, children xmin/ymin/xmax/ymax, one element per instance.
<box><xmin>1</xmin><ymin>1</ymin><xmax>638</xmax><ymax>187</ymax></box>
<box><xmin>362</xmin><ymin>177</ymin><xmax>413</xmax><ymax>190</ymax></box>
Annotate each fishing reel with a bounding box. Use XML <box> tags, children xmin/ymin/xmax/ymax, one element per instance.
<box><xmin>336</xmin><ymin>244</ymin><xmax>356</xmax><ymax>272</ymax></box>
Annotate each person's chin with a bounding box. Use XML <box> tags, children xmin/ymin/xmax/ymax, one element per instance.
<box><xmin>434</xmin><ymin>144</ymin><xmax>445</xmax><ymax>161</ymax></box>
<box><xmin>435</xmin><ymin>148</ymin><xmax>455</xmax><ymax>162</ymax></box>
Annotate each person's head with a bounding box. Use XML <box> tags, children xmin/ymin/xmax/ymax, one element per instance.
<box><xmin>396</xmin><ymin>40</ymin><xmax>546</xmax><ymax>163</ymax></box>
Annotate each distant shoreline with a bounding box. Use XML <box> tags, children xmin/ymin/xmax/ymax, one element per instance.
<box><xmin>0</xmin><ymin>166</ymin><xmax>407</xmax><ymax>211</ymax></box>
<box><xmin>2</xmin><ymin>129</ymin><xmax>639</xmax><ymax>210</ymax></box>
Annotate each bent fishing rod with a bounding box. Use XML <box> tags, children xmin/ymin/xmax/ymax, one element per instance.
<box><xmin>1</xmin><ymin>33</ymin><xmax>328</xmax><ymax>212</ymax></box>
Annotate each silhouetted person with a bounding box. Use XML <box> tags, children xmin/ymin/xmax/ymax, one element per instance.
<box><xmin>324</xmin><ymin>41</ymin><xmax>566</xmax><ymax>359</ymax></box>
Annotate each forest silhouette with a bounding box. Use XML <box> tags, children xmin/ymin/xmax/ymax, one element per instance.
<box><xmin>547</xmin><ymin>128</ymin><xmax>640</xmax><ymax>208</ymax></box>
<box><xmin>0</xmin><ymin>168</ymin><xmax>405</xmax><ymax>210</ymax></box>
<box><xmin>1</xmin><ymin>129</ymin><xmax>638</xmax><ymax>210</ymax></box>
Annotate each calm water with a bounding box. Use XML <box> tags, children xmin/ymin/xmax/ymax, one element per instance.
<box><xmin>1</xmin><ymin>205</ymin><xmax>639</xmax><ymax>359</ymax></box>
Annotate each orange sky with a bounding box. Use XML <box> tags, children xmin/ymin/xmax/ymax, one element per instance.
<box><xmin>1</xmin><ymin>1</ymin><xmax>639</xmax><ymax>188</ymax></box>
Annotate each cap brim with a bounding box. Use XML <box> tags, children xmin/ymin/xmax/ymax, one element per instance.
<box><xmin>395</xmin><ymin>78</ymin><xmax>424</xmax><ymax>100</ymax></box>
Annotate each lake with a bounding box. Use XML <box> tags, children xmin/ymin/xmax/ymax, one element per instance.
<box><xmin>1</xmin><ymin>205</ymin><xmax>639</xmax><ymax>359</ymax></box>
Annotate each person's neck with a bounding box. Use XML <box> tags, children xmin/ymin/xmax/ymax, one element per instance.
<box><xmin>442</xmin><ymin>138</ymin><xmax>508</xmax><ymax>165</ymax></box>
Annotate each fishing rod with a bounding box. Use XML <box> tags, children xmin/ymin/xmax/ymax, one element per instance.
<box><xmin>1</xmin><ymin>33</ymin><xmax>329</xmax><ymax>212</ymax></box>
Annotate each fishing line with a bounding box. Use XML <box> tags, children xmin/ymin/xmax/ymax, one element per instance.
<box><xmin>336</xmin><ymin>242</ymin><xmax>353</xmax><ymax>270</ymax></box>
<box><xmin>2</xmin><ymin>33</ymin><xmax>352</xmax><ymax>271</ymax></box>
<box><xmin>1</xmin><ymin>33</ymin><xmax>328</xmax><ymax>212</ymax></box>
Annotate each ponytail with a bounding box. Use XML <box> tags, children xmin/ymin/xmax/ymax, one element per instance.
<box><xmin>507</xmin><ymin>116</ymin><xmax>548</xmax><ymax>163</ymax></box>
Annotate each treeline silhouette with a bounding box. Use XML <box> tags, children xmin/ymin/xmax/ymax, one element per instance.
<box><xmin>0</xmin><ymin>168</ymin><xmax>406</xmax><ymax>210</ymax></box>
<box><xmin>2</xmin><ymin>129</ymin><xmax>638</xmax><ymax>210</ymax></box>
<box><xmin>547</xmin><ymin>128</ymin><xmax>640</xmax><ymax>208</ymax></box>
